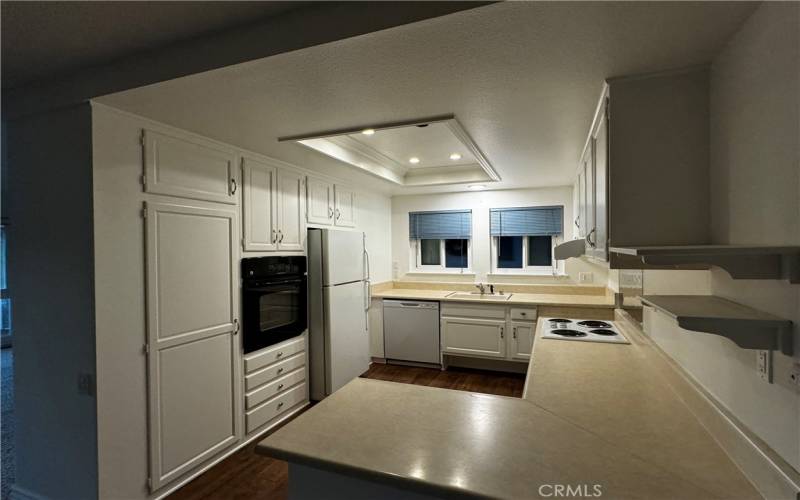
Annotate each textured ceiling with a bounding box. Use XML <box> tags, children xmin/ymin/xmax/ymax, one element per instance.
<box><xmin>97</xmin><ymin>1</ymin><xmax>758</xmax><ymax>195</ymax></box>
<box><xmin>1</xmin><ymin>1</ymin><xmax>304</xmax><ymax>89</ymax></box>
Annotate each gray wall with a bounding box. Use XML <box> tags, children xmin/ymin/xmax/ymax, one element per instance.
<box><xmin>7</xmin><ymin>104</ymin><xmax>98</xmax><ymax>499</ymax></box>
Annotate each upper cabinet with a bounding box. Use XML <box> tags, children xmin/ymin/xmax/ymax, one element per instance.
<box><xmin>241</xmin><ymin>157</ymin><xmax>305</xmax><ymax>252</ymax></box>
<box><xmin>142</xmin><ymin>129</ymin><xmax>238</xmax><ymax>205</ymax></box>
<box><xmin>242</xmin><ymin>158</ymin><xmax>277</xmax><ymax>252</ymax></box>
<box><xmin>306</xmin><ymin>176</ymin><xmax>356</xmax><ymax>228</ymax></box>
<box><xmin>562</xmin><ymin>67</ymin><xmax>711</xmax><ymax>265</ymax></box>
<box><xmin>333</xmin><ymin>186</ymin><xmax>356</xmax><ymax>228</ymax></box>
<box><xmin>306</xmin><ymin>177</ymin><xmax>334</xmax><ymax>225</ymax></box>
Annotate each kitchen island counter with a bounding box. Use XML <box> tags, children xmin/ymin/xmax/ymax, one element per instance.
<box><xmin>257</xmin><ymin>316</ymin><xmax>760</xmax><ymax>499</ymax></box>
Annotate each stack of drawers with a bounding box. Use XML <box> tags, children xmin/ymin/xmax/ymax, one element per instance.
<box><xmin>243</xmin><ymin>335</ymin><xmax>309</xmax><ymax>435</ymax></box>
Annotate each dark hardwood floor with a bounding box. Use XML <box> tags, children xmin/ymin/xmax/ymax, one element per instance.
<box><xmin>168</xmin><ymin>364</ymin><xmax>524</xmax><ymax>499</ymax></box>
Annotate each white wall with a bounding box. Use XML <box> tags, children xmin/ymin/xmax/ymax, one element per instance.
<box><xmin>390</xmin><ymin>187</ymin><xmax>608</xmax><ymax>285</ymax></box>
<box><xmin>643</xmin><ymin>2</ymin><xmax>800</xmax><ymax>471</ymax></box>
<box><xmin>7</xmin><ymin>105</ymin><xmax>99</xmax><ymax>500</ymax></box>
<box><xmin>91</xmin><ymin>104</ymin><xmax>392</xmax><ymax>499</ymax></box>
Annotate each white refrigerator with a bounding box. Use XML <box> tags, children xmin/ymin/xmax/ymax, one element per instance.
<box><xmin>307</xmin><ymin>228</ymin><xmax>371</xmax><ymax>400</ymax></box>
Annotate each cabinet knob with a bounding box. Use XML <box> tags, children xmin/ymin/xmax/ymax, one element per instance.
<box><xmin>277</xmin><ymin>384</ymin><xmax>284</xmax><ymax>390</ymax></box>
<box><xmin>277</xmin><ymin>402</ymin><xmax>284</xmax><ymax>409</ymax></box>
<box><xmin>277</xmin><ymin>367</ymin><xmax>284</xmax><ymax>374</ymax></box>
<box><xmin>277</xmin><ymin>351</ymin><xmax>284</xmax><ymax>357</ymax></box>
<box><xmin>520</xmin><ymin>312</ymin><xmax>527</xmax><ymax>316</ymax></box>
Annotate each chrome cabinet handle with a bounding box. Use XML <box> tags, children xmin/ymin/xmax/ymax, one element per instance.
<box><xmin>513</xmin><ymin>327</ymin><xmax>517</xmax><ymax>339</ymax></box>
<box><xmin>233</xmin><ymin>319</ymin><xmax>239</xmax><ymax>335</ymax></box>
<box><xmin>272</xmin><ymin>229</ymin><xmax>277</xmax><ymax>244</ymax></box>
<box><xmin>328</xmin><ymin>207</ymin><xmax>333</xmax><ymax>219</ymax></box>
<box><xmin>575</xmin><ymin>215</ymin><xmax>580</xmax><ymax>228</ymax></box>
<box><xmin>278</xmin><ymin>230</ymin><xmax>284</xmax><ymax>243</ymax></box>
<box><xmin>335</xmin><ymin>208</ymin><xmax>341</xmax><ymax>220</ymax></box>
<box><xmin>500</xmin><ymin>327</ymin><xmax>504</xmax><ymax>339</ymax></box>
<box><xmin>230</xmin><ymin>178</ymin><xmax>237</xmax><ymax>195</ymax></box>
<box><xmin>585</xmin><ymin>228</ymin><xmax>596</xmax><ymax>248</ymax></box>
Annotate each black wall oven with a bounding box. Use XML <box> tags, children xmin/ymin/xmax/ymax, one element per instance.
<box><xmin>241</xmin><ymin>256</ymin><xmax>307</xmax><ymax>354</ymax></box>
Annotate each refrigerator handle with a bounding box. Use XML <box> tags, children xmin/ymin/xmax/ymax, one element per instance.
<box><xmin>364</xmin><ymin>247</ymin><xmax>372</xmax><ymax>312</ymax></box>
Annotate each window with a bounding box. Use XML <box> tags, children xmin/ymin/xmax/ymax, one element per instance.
<box><xmin>490</xmin><ymin>206</ymin><xmax>563</xmax><ymax>274</ymax></box>
<box><xmin>409</xmin><ymin>210</ymin><xmax>472</xmax><ymax>272</ymax></box>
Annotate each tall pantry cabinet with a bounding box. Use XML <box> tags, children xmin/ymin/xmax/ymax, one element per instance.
<box><xmin>141</xmin><ymin>129</ymin><xmax>242</xmax><ymax>490</ymax></box>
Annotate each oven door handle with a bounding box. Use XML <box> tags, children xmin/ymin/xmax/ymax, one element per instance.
<box><xmin>243</xmin><ymin>281</ymin><xmax>303</xmax><ymax>292</ymax></box>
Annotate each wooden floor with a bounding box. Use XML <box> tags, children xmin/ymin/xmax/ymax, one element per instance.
<box><xmin>168</xmin><ymin>364</ymin><xmax>524</xmax><ymax>499</ymax></box>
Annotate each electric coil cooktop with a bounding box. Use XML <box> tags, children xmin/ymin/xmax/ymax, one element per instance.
<box><xmin>541</xmin><ymin>317</ymin><xmax>630</xmax><ymax>344</ymax></box>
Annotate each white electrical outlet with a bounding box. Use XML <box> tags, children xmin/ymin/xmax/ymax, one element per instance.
<box><xmin>579</xmin><ymin>272</ymin><xmax>593</xmax><ymax>284</ymax></box>
<box><xmin>756</xmin><ymin>350</ymin><xmax>772</xmax><ymax>383</ymax></box>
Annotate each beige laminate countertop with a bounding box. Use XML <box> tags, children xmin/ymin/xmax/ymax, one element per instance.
<box><xmin>257</xmin><ymin>319</ymin><xmax>760</xmax><ymax>499</ymax></box>
<box><xmin>373</xmin><ymin>289</ymin><xmax>616</xmax><ymax>308</ymax></box>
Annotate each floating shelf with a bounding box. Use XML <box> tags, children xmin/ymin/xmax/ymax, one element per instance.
<box><xmin>610</xmin><ymin>245</ymin><xmax>800</xmax><ymax>283</ymax></box>
<box><xmin>554</xmin><ymin>239</ymin><xmax>587</xmax><ymax>260</ymax></box>
<box><xmin>641</xmin><ymin>295</ymin><xmax>793</xmax><ymax>355</ymax></box>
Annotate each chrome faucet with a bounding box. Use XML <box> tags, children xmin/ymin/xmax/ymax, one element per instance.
<box><xmin>475</xmin><ymin>283</ymin><xmax>486</xmax><ymax>294</ymax></box>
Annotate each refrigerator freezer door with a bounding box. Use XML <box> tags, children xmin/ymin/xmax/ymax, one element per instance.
<box><xmin>323</xmin><ymin>280</ymin><xmax>369</xmax><ymax>395</ymax></box>
<box><xmin>322</xmin><ymin>229</ymin><xmax>365</xmax><ymax>286</ymax></box>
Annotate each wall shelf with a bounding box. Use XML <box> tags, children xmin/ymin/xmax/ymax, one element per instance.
<box><xmin>610</xmin><ymin>245</ymin><xmax>800</xmax><ymax>283</ymax></box>
<box><xmin>641</xmin><ymin>295</ymin><xmax>793</xmax><ymax>355</ymax></box>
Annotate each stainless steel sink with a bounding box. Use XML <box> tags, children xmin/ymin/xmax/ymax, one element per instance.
<box><xmin>446</xmin><ymin>292</ymin><xmax>512</xmax><ymax>302</ymax></box>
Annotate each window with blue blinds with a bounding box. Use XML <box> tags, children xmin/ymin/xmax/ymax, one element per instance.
<box><xmin>489</xmin><ymin>206</ymin><xmax>563</xmax><ymax>236</ymax></box>
<box><xmin>409</xmin><ymin>210</ymin><xmax>472</xmax><ymax>239</ymax></box>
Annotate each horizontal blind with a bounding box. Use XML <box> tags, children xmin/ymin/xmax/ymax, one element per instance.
<box><xmin>409</xmin><ymin>210</ymin><xmax>472</xmax><ymax>239</ymax></box>
<box><xmin>489</xmin><ymin>206</ymin><xmax>563</xmax><ymax>236</ymax></box>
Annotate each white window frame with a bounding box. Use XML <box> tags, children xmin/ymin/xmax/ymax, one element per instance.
<box><xmin>491</xmin><ymin>234</ymin><xmax>562</xmax><ymax>275</ymax></box>
<box><xmin>411</xmin><ymin>238</ymin><xmax>472</xmax><ymax>274</ymax></box>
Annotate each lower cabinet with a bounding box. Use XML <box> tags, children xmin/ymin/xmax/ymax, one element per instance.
<box><xmin>442</xmin><ymin>317</ymin><xmax>507</xmax><ymax>358</ymax></box>
<box><xmin>441</xmin><ymin>304</ymin><xmax>537</xmax><ymax>363</ymax></box>
<box><xmin>243</xmin><ymin>335</ymin><xmax>310</xmax><ymax>436</ymax></box>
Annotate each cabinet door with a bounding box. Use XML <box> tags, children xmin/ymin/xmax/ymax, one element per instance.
<box><xmin>592</xmin><ymin>106</ymin><xmax>609</xmax><ymax>261</ymax></box>
<box><xmin>584</xmin><ymin>145</ymin><xmax>595</xmax><ymax>247</ymax></box>
<box><xmin>333</xmin><ymin>186</ymin><xmax>356</xmax><ymax>227</ymax></box>
<box><xmin>509</xmin><ymin>322</ymin><xmax>534</xmax><ymax>360</ymax></box>
<box><xmin>441</xmin><ymin>317</ymin><xmax>506</xmax><ymax>358</ymax></box>
<box><xmin>306</xmin><ymin>177</ymin><xmax>334</xmax><ymax>225</ymax></box>
<box><xmin>241</xmin><ymin>158</ymin><xmax>277</xmax><ymax>252</ymax></box>
<box><xmin>145</xmin><ymin>201</ymin><xmax>240</xmax><ymax>490</ymax></box>
<box><xmin>142</xmin><ymin>129</ymin><xmax>237</xmax><ymax>205</ymax></box>
<box><xmin>577</xmin><ymin>169</ymin><xmax>586</xmax><ymax>238</ymax></box>
<box><xmin>277</xmin><ymin>170</ymin><xmax>305</xmax><ymax>251</ymax></box>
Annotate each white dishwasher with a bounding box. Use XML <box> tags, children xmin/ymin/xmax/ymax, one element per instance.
<box><xmin>383</xmin><ymin>300</ymin><xmax>440</xmax><ymax>365</ymax></box>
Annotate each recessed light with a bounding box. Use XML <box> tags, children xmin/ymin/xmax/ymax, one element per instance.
<box><xmin>409</xmin><ymin>157</ymin><xmax>420</xmax><ymax>164</ymax></box>
<box><xmin>361</xmin><ymin>128</ymin><xmax>375</xmax><ymax>136</ymax></box>
<box><xmin>468</xmin><ymin>184</ymin><xmax>486</xmax><ymax>190</ymax></box>
<box><xmin>449</xmin><ymin>153</ymin><xmax>462</xmax><ymax>161</ymax></box>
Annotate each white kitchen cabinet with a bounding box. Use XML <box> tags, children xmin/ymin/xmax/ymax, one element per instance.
<box><xmin>509</xmin><ymin>322</ymin><xmax>534</xmax><ymax>360</ymax></box>
<box><xmin>276</xmin><ymin>169</ymin><xmax>305</xmax><ymax>251</ymax></box>
<box><xmin>142</xmin><ymin>129</ymin><xmax>238</xmax><ymax>205</ymax></box>
<box><xmin>591</xmin><ymin>106</ymin><xmax>609</xmax><ymax>261</ymax></box>
<box><xmin>306</xmin><ymin>177</ymin><xmax>334</xmax><ymax>225</ymax></box>
<box><xmin>333</xmin><ymin>186</ymin><xmax>356</xmax><ymax>227</ymax></box>
<box><xmin>440</xmin><ymin>303</ymin><xmax>537</xmax><ymax>363</ymax></box>
<box><xmin>442</xmin><ymin>317</ymin><xmax>507</xmax><ymax>359</ymax></box>
<box><xmin>241</xmin><ymin>158</ymin><xmax>277</xmax><ymax>252</ymax></box>
<box><xmin>144</xmin><ymin>201</ymin><xmax>240</xmax><ymax>490</ymax></box>
<box><xmin>241</xmin><ymin>158</ymin><xmax>305</xmax><ymax>252</ymax></box>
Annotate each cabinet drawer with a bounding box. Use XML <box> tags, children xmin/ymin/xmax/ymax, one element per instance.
<box><xmin>244</xmin><ymin>336</ymin><xmax>306</xmax><ymax>374</ymax></box>
<box><xmin>441</xmin><ymin>303</ymin><xmax>506</xmax><ymax>320</ymax></box>
<box><xmin>246</xmin><ymin>383</ymin><xmax>307</xmax><ymax>434</ymax></box>
<box><xmin>246</xmin><ymin>367</ymin><xmax>306</xmax><ymax>410</ymax></box>
<box><xmin>510</xmin><ymin>308</ymin><xmax>537</xmax><ymax>321</ymax></box>
<box><xmin>245</xmin><ymin>352</ymin><xmax>306</xmax><ymax>391</ymax></box>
